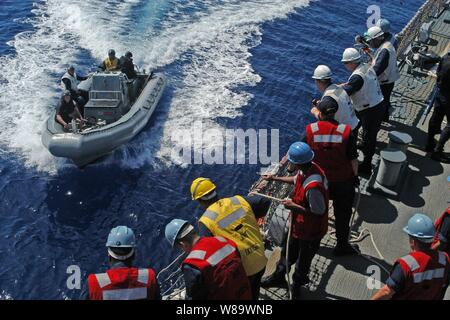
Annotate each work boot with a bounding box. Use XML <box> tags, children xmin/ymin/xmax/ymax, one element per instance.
<box><xmin>431</xmin><ymin>150</ymin><xmax>450</xmax><ymax>164</ymax></box>
<box><xmin>291</xmin><ymin>285</ymin><xmax>302</xmax><ymax>300</ymax></box>
<box><xmin>260</xmin><ymin>271</ymin><xmax>288</xmax><ymax>289</ymax></box>
<box><xmin>333</xmin><ymin>243</ymin><xmax>360</xmax><ymax>257</ymax></box>
<box><xmin>358</xmin><ymin>162</ymin><xmax>372</xmax><ymax>176</ymax></box>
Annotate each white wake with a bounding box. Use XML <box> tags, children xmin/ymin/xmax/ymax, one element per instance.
<box><xmin>0</xmin><ymin>0</ymin><xmax>311</xmax><ymax>172</ymax></box>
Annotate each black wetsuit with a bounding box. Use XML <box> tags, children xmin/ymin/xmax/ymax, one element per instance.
<box><xmin>119</xmin><ymin>56</ymin><xmax>137</xmax><ymax>79</ymax></box>
<box><xmin>56</xmin><ymin>98</ymin><xmax>77</xmax><ymax>124</ymax></box>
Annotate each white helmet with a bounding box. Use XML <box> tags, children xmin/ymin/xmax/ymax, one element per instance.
<box><xmin>312</xmin><ymin>65</ymin><xmax>332</xmax><ymax>80</ymax></box>
<box><xmin>342</xmin><ymin>48</ymin><xmax>361</xmax><ymax>63</ymax></box>
<box><xmin>366</xmin><ymin>26</ymin><xmax>384</xmax><ymax>41</ymax></box>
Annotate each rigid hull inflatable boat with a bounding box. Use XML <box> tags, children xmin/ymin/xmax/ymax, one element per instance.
<box><xmin>42</xmin><ymin>71</ymin><xmax>166</xmax><ymax>167</ymax></box>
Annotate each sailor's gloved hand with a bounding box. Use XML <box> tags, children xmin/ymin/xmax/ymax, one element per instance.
<box><xmin>353</xmin><ymin>175</ymin><xmax>360</xmax><ymax>188</ymax></box>
<box><xmin>355</xmin><ymin>35</ymin><xmax>364</xmax><ymax>44</ymax></box>
<box><xmin>62</xmin><ymin>123</ymin><xmax>71</xmax><ymax>132</ymax></box>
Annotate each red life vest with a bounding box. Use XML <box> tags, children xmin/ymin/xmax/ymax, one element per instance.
<box><xmin>433</xmin><ymin>208</ymin><xmax>450</xmax><ymax>256</ymax></box>
<box><xmin>306</xmin><ymin>121</ymin><xmax>354</xmax><ymax>182</ymax></box>
<box><xmin>88</xmin><ymin>267</ymin><xmax>158</xmax><ymax>300</ymax></box>
<box><xmin>182</xmin><ymin>236</ymin><xmax>252</xmax><ymax>300</ymax></box>
<box><xmin>392</xmin><ymin>250</ymin><xmax>450</xmax><ymax>300</ymax></box>
<box><xmin>291</xmin><ymin>162</ymin><xmax>329</xmax><ymax>241</ymax></box>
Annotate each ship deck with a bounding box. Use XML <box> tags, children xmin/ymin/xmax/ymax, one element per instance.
<box><xmin>260</xmin><ymin>6</ymin><xmax>450</xmax><ymax>300</ymax></box>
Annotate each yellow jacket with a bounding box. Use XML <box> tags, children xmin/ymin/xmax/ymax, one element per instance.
<box><xmin>103</xmin><ymin>57</ymin><xmax>120</xmax><ymax>71</ymax></box>
<box><xmin>199</xmin><ymin>196</ymin><xmax>267</xmax><ymax>276</ymax></box>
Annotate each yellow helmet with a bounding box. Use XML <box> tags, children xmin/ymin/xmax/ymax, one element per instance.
<box><xmin>190</xmin><ymin>177</ymin><xmax>217</xmax><ymax>200</ymax></box>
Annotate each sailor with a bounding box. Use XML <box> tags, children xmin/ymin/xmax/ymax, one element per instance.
<box><xmin>310</xmin><ymin>65</ymin><xmax>359</xmax><ymax>131</ymax></box>
<box><xmin>86</xmin><ymin>226</ymin><xmax>161</xmax><ymax>300</ymax></box>
<box><xmin>366</xmin><ymin>26</ymin><xmax>400</xmax><ymax>121</ymax></box>
<box><xmin>371</xmin><ymin>214</ymin><xmax>450</xmax><ymax>300</ymax></box>
<box><xmin>306</xmin><ymin>84</ymin><xmax>359</xmax><ymax>256</ymax></box>
<box><xmin>190</xmin><ymin>177</ymin><xmax>270</xmax><ymax>299</ymax></box>
<box><xmin>165</xmin><ymin>219</ymin><xmax>252</xmax><ymax>300</ymax></box>
<box><xmin>99</xmin><ymin>49</ymin><xmax>121</xmax><ymax>72</ymax></box>
<box><xmin>432</xmin><ymin>207</ymin><xmax>450</xmax><ymax>256</ymax></box>
<box><xmin>55</xmin><ymin>90</ymin><xmax>84</xmax><ymax>131</ymax></box>
<box><xmin>426</xmin><ymin>50</ymin><xmax>450</xmax><ymax>163</ymax></box>
<box><xmin>261</xmin><ymin>142</ymin><xmax>329</xmax><ymax>299</ymax></box>
<box><xmin>376</xmin><ymin>18</ymin><xmax>398</xmax><ymax>50</ymax></box>
<box><xmin>119</xmin><ymin>51</ymin><xmax>137</xmax><ymax>79</ymax></box>
<box><xmin>341</xmin><ymin>47</ymin><xmax>386</xmax><ymax>176</ymax></box>
<box><xmin>61</xmin><ymin>66</ymin><xmax>89</xmax><ymax>110</ymax></box>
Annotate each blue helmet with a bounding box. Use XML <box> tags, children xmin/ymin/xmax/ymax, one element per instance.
<box><xmin>165</xmin><ymin>219</ymin><xmax>193</xmax><ymax>248</ymax></box>
<box><xmin>287</xmin><ymin>142</ymin><xmax>314</xmax><ymax>165</ymax></box>
<box><xmin>376</xmin><ymin>18</ymin><xmax>391</xmax><ymax>33</ymax></box>
<box><xmin>403</xmin><ymin>214</ymin><xmax>435</xmax><ymax>243</ymax></box>
<box><xmin>106</xmin><ymin>226</ymin><xmax>136</xmax><ymax>248</ymax></box>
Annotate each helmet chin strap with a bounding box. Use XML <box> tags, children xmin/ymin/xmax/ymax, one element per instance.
<box><xmin>108</xmin><ymin>248</ymin><xmax>135</xmax><ymax>261</ymax></box>
<box><xmin>200</xmin><ymin>190</ymin><xmax>217</xmax><ymax>201</ymax></box>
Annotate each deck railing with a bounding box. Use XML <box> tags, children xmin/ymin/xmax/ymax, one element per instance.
<box><xmin>397</xmin><ymin>0</ymin><xmax>447</xmax><ymax>59</ymax></box>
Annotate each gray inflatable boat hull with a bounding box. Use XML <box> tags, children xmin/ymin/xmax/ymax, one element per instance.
<box><xmin>42</xmin><ymin>73</ymin><xmax>166</xmax><ymax>167</ymax></box>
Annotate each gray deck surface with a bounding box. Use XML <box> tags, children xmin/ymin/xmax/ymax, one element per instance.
<box><xmin>261</xmin><ymin>8</ymin><xmax>450</xmax><ymax>300</ymax></box>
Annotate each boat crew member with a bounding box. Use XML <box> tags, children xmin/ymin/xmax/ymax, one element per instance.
<box><xmin>190</xmin><ymin>177</ymin><xmax>270</xmax><ymax>299</ymax></box>
<box><xmin>165</xmin><ymin>219</ymin><xmax>252</xmax><ymax>300</ymax></box>
<box><xmin>310</xmin><ymin>65</ymin><xmax>359</xmax><ymax>132</ymax></box>
<box><xmin>55</xmin><ymin>90</ymin><xmax>84</xmax><ymax>131</ymax></box>
<box><xmin>61</xmin><ymin>66</ymin><xmax>89</xmax><ymax>111</ymax></box>
<box><xmin>99</xmin><ymin>49</ymin><xmax>121</xmax><ymax>72</ymax></box>
<box><xmin>120</xmin><ymin>51</ymin><xmax>137</xmax><ymax>79</ymax></box>
<box><xmin>433</xmin><ymin>207</ymin><xmax>450</xmax><ymax>255</ymax></box>
<box><xmin>85</xmin><ymin>226</ymin><xmax>161</xmax><ymax>300</ymax></box>
<box><xmin>366</xmin><ymin>26</ymin><xmax>400</xmax><ymax>121</ymax></box>
<box><xmin>341</xmin><ymin>47</ymin><xmax>386</xmax><ymax>176</ymax></box>
<box><xmin>85</xmin><ymin>226</ymin><xmax>160</xmax><ymax>300</ymax></box>
<box><xmin>306</xmin><ymin>76</ymin><xmax>359</xmax><ymax>256</ymax></box>
<box><xmin>371</xmin><ymin>214</ymin><xmax>450</xmax><ymax>300</ymax></box>
<box><xmin>261</xmin><ymin>142</ymin><xmax>329</xmax><ymax>299</ymax></box>
<box><xmin>427</xmin><ymin>50</ymin><xmax>450</xmax><ymax>163</ymax></box>
<box><xmin>376</xmin><ymin>18</ymin><xmax>398</xmax><ymax>50</ymax></box>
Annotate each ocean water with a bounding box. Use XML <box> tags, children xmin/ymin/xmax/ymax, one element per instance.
<box><xmin>0</xmin><ymin>0</ymin><xmax>424</xmax><ymax>299</ymax></box>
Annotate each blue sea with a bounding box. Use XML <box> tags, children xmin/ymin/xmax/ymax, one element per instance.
<box><xmin>0</xmin><ymin>0</ymin><xmax>424</xmax><ymax>299</ymax></box>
